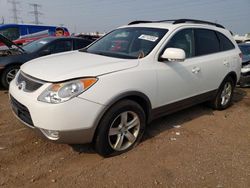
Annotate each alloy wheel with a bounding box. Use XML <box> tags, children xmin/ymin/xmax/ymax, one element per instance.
<box><xmin>108</xmin><ymin>111</ymin><xmax>140</xmax><ymax>151</ymax></box>
<box><xmin>6</xmin><ymin>68</ymin><xmax>19</xmax><ymax>84</ymax></box>
<box><xmin>220</xmin><ymin>82</ymin><xmax>232</xmax><ymax>106</ymax></box>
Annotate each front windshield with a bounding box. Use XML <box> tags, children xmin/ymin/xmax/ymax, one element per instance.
<box><xmin>85</xmin><ymin>27</ymin><xmax>168</xmax><ymax>59</ymax></box>
<box><xmin>22</xmin><ymin>38</ymin><xmax>54</xmax><ymax>53</ymax></box>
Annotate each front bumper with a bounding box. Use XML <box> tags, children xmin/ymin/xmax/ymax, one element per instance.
<box><xmin>239</xmin><ymin>67</ymin><xmax>250</xmax><ymax>87</ymax></box>
<box><xmin>9</xmin><ymin>80</ymin><xmax>105</xmax><ymax>144</ymax></box>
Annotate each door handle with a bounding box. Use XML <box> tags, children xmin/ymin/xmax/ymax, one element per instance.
<box><xmin>223</xmin><ymin>60</ymin><xmax>230</xmax><ymax>67</ymax></box>
<box><xmin>192</xmin><ymin>66</ymin><xmax>201</xmax><ymax>74</ymax></box>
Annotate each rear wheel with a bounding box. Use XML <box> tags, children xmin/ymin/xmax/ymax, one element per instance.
<box><xmin>210</xmin><ymin>77</ymin><xmax>234</xmax><ymax>110</ymax></box>
<box><xmin>95</xmin><ymin>100</ymin><xmax>146</xmax><ymax>157</ymax></box>
<box><xmin>0</xmin><ymin>65</ymin><xmax>20</xmax><ymax>89</ymax></box>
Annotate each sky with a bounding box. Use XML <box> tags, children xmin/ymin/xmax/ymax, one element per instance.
<box><xmin>0</xmin><ymin>0</ymin><xmax>250</xmax><ymax>35</ymax></box>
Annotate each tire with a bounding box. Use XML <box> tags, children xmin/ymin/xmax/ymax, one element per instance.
<box><xmin>0</xmin><ymin>65</ymin><xmax>20</xmax><ymax>89</ymax></box>
<box><xmin>95</xmin><ymin>100</ymin><xmax>146</xmax><ymax>157</ymax></box>
<box><xmin>210</xmin><ymin>77</ymin><xmax>235</xmax><ymax>110</ymax></box>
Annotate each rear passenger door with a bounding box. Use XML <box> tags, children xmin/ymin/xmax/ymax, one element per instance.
<box><xmin>192</xmin><ymin>28</ymin><xmax>232</xmax><ymax>92</ymax></box>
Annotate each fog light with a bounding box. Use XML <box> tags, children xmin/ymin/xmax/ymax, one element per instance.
<box><xmin>40</xmin><ymin>129</ymin><xmax>59</xmax><ymax>140</ymax></box>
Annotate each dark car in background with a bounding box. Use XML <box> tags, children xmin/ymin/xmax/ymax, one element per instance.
<box><xmin>74</xmin><ymin>34</ymin><xmax>100</xmax><ymax>42</ymax></box>
<box><xmin>0</xmin><ymin>34</ymin><xmax>93</xmax><ymax>88</ymax></box>
<box><xmin>238</xmin><ymin>43</ymin><xmax>250</xmax><ymax>87</ymax></box>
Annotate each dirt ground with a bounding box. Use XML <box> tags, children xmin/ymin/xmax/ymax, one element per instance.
<box><xmin>0</xmin><ymin>87</ymin><xmax>249</xmax><ymax>188</ymax></box>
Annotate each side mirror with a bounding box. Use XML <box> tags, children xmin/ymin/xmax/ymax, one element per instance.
<box><xmin>161</xmin><ymin>48</ymin><xmax>186</xmax><ymax>62</ymax></box>
<box><xmin>39</xmin><ymin>49</ymin><xmax>51</xmax><ymax>56</ymax></box>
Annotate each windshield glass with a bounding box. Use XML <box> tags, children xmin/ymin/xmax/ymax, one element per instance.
<box><xmin>85</xmin><ymin>27</ymin><xmax>168</xmax><ymax>59</ymax></box>
<box><xmin>239</xmin><ymin>45</ymin><xmax>250</xmax><ymax>56</ymax></box>
<box><xmin>22</xmin><ymin>37</ymin><xmax>54</xmax><ymax>53</ymax></box>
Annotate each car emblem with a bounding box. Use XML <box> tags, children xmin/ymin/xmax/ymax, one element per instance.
<box><xmin>18</xmin><ymin>81</ymin><xmax>26</xmax><ymax>90</ymax></box>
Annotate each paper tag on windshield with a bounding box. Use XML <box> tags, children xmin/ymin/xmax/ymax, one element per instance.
<box><xmin>138</xmin><ymin>34</ymin><xmax>158</xmax><ymax>42</ymax></box>
<box><xmin>39</xmin><ymin>41</ymin><xmax>47</xmax><ymax>44</ymax></box>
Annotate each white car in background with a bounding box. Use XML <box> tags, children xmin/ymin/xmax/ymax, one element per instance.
<box><xmin>9</xmin><ymin>19</ymin><xmax>242</xmax><ymax>157</ymax></box>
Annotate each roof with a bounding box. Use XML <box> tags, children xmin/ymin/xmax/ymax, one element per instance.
<box><xmin>121</xmin><ymin>19</ymin><xmax>226</xmax><ymax>31</ymax></box>
<box><xmin>128</xmin><ymin>19</ymin><xmax>224</xmax><ymax>28</ymax></box>
<box><xmin>36</xmin><ymin>36</ymin><xmax>92</xmax><ymax>41</ymax></box>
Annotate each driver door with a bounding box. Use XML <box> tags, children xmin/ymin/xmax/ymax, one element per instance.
<box><xmin>154</xmin><ymin>28</ymin><xmax>204</xmax><ymax>114</ymax></box>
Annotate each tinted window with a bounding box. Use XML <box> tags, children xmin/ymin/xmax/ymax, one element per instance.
<box><xmin>53</xmin><ymin>40</ymin><xmax>72</xmax><ymax>53</ymax></box>
<box><xmin>217</xmin><ymin>32</ymin><xmax>235</xmax><ymax>51</ymax></box>
<box><xmin>195</xmin><ymin>29</ymin><xmax>220</xmax><ymax>56</ymax></box>
<box><xmin>75</xmin><ymin>39</ymin><xmax>92</xmax><ymax>49</ymax></box>
<box><xmin>164</xmin><ymin>29</ymin><xmax>195</xmax><ymax>58</ymax></box>
<box><xmin>22</xmin><ymin>38</ymin><xmax>54</xmax><ymax>53</ymax></box>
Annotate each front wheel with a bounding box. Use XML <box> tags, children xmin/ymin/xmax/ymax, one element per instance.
<box><xmin>95</xmin><ymin>100</ymin><xmax>146</xmax><ymax>157</ymax></box>
<box><xmin>0</xmin><ymin>66</ymin><xmax>20</xmax><ymax>89</ymax></box>
<box><xmin>210</xmin><ymin>77</ymin><xmax>235</xmax><ymax>110</ymax></box>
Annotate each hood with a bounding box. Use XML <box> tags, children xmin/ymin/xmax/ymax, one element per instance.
<box><xmin>21</xmin><ymin>51</ymin><xmax>139</xmax><ymax>82</ymax></box>
<box><xmin>0</xmin><ymin>34</ymin><xmax>25</xmax><ymax>53</ymax></box>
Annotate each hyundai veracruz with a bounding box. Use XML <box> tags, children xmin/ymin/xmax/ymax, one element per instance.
<box><xmin>9</xmin><ymin>19</ymin><xmax>242</xmax><ymax>157</ymax></box>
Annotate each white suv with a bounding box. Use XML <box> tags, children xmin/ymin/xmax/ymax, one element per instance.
<box><xmin>9</xmin><ymin>19</ymin><xmax>242</xmax><ymax>156</ymax></box>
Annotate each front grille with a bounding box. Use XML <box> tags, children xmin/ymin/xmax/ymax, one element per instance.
<box><xmin>17</xmin><ymin>72</ymin><xmax>44</xmax><ymax>92</ymax></box>
<box><xmin>10</xmin><ymin>95</ymin><xmax>34</xmax><ymax>126</ymax></box>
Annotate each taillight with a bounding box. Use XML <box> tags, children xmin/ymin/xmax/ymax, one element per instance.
<box><xmin>239</xmin><ymin>52</ymin><xmax>243</xmax><ymax>60</ymax></box>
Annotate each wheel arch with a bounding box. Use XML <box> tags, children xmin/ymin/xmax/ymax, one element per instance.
<box><xmin>92</xmin><ymin>91</ymin><xmax>153</xmax><ymax>142</ymax></box>
<box><xmin>223</xmin><ymin>71</ymin><xmax>237</xmax><ymax>87</ymax></box>
<box><xmin>1</xmin><ymin>63</ymin><xmax>22</xmax><ymax>71</ymax></box>
<box><xmin>0</xmin><ymin>63</ymin><xmax>21</xmax><ymax>87</ymax></box>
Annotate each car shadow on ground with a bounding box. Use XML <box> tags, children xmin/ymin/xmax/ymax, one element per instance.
<box><xmin>70</xmin><ymin>143</ymin><xmax>96</xmax><ymax>154</ymax></box>
<box><xmin>143</xmin><ymin>87</ymin><xmax>247</xmax><ymax>141</ymax></box>
<box><xmin>0</xmin><ymin>86</ymin><xmax>7</xmax><ymax>92</ymax></box>
<box><xmin>233</xmin><ymin>87</ymin><xmax>248</xmax><ymax>103</ymax></box>
<box><xmin>70</xmin><ymin>88</ymin><xmax>248</xmax><ymax>155</ymax></box>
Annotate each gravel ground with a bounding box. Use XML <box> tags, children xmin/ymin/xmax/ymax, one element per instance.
<box><xmin>0</xmin><ymin>87</ymin><xmax>250</xmax><ymax>188</ymax></box>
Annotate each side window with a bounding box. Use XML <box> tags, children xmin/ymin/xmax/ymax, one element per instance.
<box><xmin>53</xmin><ymin>40</ymin><xmax>72</xmax><ymax>53</ymax></box>
<box><xmin>164</xmin><ymin>29</ymin><xmax>195</xmax><ymax>58</ymax></box>
<box><xmin>74</xmin><ymin>39</ymin><xmax>92</xmax><ymax>49</ymax></box>
<box><xmin>216</xmin><ymin>32</ymin><xmax>235</xmax><ymax>51</ymax></box>
<box><xmin>195</xmin><ymin>29</ymin><xmax>220</xmax><ymax>56</ymax></box>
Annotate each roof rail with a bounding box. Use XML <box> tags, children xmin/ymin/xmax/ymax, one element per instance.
<box><xmin>173</xmin><ymin>19</ymin><xmax>225</xmax><ymax>29</ymax></box>
<box><xmin>128</xmin><ymin>20</ymin><xmax>153</xmax><ymax>25</ymax></box>
<box><xmin>128</xmin><ymin>19</ymin><xmax>225</xmax><ymax>29</ymax></box>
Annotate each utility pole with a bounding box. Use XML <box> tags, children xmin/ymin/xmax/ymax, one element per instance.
<box><xmin>29</xmin><ymin>3</ymin><xmax>43</xmax><ymax>25</ymax></box>
<box><xmin>8</xmin><ymin>0</ymin><xmax>21</xmax><ymax>23</ymax></box>
<box><xmin>1</xmin><ymin>16</ymin><xmax>4</xmax><ymax>24</ymax></box>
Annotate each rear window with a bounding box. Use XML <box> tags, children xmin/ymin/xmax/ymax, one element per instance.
<box><xmin>217</xmin><ymin>32</ymin><xmax>235</xmax><ymax>51</ymax></box>
<box><xmin>75</xmin><ymin>39</ymin><xmax>92</xmax><ymax>49</ymax></box>
<box><xmin>195</xmin><ymin>29</ymin><xmax>220</xmax><ymax>56</ymax></box>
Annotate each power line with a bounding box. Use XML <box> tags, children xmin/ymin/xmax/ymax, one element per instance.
<box><xmin>29</xmin><ymin>3</ymin><xmax>43</xmax><ymax>25</ymax></box>
<box><xmin>8</xmin><ymin>0</ymin><xmax>21</xmax><ymax>23</ymax></box>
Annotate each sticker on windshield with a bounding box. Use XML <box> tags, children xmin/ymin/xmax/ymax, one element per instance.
<box><xmin>39</xmin><ymin>41</ymin><xmax>48</xmax><ymax>44</ymax></box>
<box><xmin>138</xmin><ymin>34</ymin><xmax>158</xmax><ymax>42</ymax></box>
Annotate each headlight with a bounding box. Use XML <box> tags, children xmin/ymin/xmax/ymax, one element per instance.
<box><xmin>38</xmin><ymin>78</ymin><xmax>98</xmax><ymax>104</ymax></box>
<box><xmin>241</xmin><ymin>64</ymin><xmax>250</xmax><ymax>73</ymax></box>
